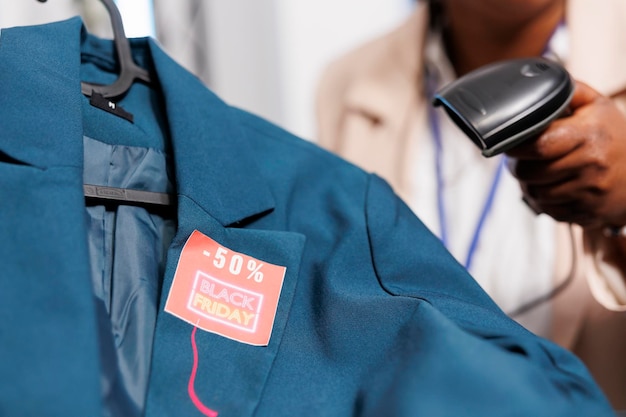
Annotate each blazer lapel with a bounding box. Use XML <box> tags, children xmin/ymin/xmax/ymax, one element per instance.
<box><xmin>0</xmin><ymin>18</ymin><xmax>103</xmax><ymax>415</ymax></box>
<box><xmin>144</xmin><ymin>41</ymin><xmax>306</xmax><ymax>417</ymax></box>
<box><xmin>339</xmin><ymin>3</ymin><xmax>430</xmax><ymax>200</ymax></box>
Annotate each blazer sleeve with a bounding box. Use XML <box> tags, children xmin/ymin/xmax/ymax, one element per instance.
<box><xmin>362</xmin><ymin>173</ymin><xmax>615</xmax><ymax>417</ymax></box>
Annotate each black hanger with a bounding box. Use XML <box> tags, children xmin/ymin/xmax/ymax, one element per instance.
<box><xmin>37</xmin><ymin>0</ymin><xmax>174</xmax><ymax>212</ymax></box>
<box><xmin>84</xmin><ymin>184</ymin><xmax>174</xmax><ymax>213</ymax></box>
<box><xmin>80</xmin><ymin>0</ymin><xmax>152</xmax><ymax>99</ymax></box>
<box><xmin>38</xmin><ymin>0</ymin><xmax>151</xmax><ymax>100</ymax></box>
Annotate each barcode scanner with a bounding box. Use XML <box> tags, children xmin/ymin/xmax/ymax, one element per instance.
<box><xmin>432</xmin><ymin>57</ymin><xmax>574</xmax><ymax>157</ymax></box>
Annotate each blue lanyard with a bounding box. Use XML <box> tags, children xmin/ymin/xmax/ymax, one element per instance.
<box><xmin>426</xmin><ymin>68</ymin><xmax>506</xmax><ymax>271</ymax></box>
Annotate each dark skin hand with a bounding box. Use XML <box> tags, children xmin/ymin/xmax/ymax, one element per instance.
<box><xmin>506</xmin><ymin>80</ymin><xmax>626</xmax><ymax>230</ymax></box>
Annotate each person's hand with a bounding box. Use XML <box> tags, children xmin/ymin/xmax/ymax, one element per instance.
<box><xmin>505</xmin><ymin>80</ymin><xmax>626</xmax><ymax>229</ymax></box>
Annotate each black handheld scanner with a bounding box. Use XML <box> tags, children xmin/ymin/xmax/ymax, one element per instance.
<box><xmin>432</xmin><ymin>57</ymin><xmax>574</xmax><ymax>157</ymax></box>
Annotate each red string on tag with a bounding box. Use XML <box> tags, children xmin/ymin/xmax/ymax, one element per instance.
<box><xmin>188</xmin><ymin>326</ymin><xmax>219</xmax><ymax>417</ymax></box>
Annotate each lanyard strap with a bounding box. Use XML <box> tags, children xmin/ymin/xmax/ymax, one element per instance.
<box><xmin>426</xmin><ymin>68</ymin><xmax>506</xmax><ymax>271</ymax></box>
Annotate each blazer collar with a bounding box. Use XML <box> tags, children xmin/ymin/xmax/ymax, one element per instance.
<box><xmin>343</xmin><ymin>3</ymin><xmax>429</xmax><ymax>128</ymax></box>
<box><xmin>0</xmin><ymin>16</ymin><xmax>276</xmax><ymax>228</ymax></box>
<box><xmin>0</xmin><ymin>17</ymin><xmax>85</xmax><ymax>170</ymax></box>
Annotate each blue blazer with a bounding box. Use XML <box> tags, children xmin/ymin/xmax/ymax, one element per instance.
<box><xmin>0</xmin><ymin>17</ymin><xmax>615</xmax><ymax>417</ymax></box>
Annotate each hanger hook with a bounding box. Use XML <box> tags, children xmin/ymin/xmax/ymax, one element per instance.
<box><xmin>36</xmin><ymin>0</ymin><xmax>152</xmax><ymax>100</ymax></box>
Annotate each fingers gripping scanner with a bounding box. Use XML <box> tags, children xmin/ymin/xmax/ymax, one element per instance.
<box><xmin>432</xmin><ymin>57</ymin><xmax>574</xmax><ymax>157</ymax></box>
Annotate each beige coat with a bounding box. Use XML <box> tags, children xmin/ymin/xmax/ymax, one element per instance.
<box><xmin>316</xmin><ymin>0</ymin><xmax>626</xmax><ymax>408</ymax></box>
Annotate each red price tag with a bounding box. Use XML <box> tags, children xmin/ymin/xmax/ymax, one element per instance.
<box><xmin>165</xmin><ymin>230</ymin><xmax>287</xmax><ymax>346</ymax></box>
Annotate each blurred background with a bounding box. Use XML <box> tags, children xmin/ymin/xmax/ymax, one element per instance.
<box><xmin>0</xmin><ymin>0</ymin><xmax>414</xmax><ymax>141</ymax></box>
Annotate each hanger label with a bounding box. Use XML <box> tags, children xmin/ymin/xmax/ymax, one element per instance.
<box><xmin>165</xmin><ymin>230</ymin><xmax>287</xmax><ymax>346</ymax></box>
<box><xmin>89</xmin><ymin>92</ymin><xmax>134</xmax><ymax>123</ymax></box>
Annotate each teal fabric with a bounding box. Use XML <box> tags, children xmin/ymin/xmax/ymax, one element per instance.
<box><xmin>0</xmin><ymin>17</ymin><xmax>616</xmax><ymax>417</ymax></box>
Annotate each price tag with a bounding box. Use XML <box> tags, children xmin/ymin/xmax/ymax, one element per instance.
<box><xmin>165</xmin><ymin>230</ymin><xmax>287</xmax><ymax>346</ymax></box>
